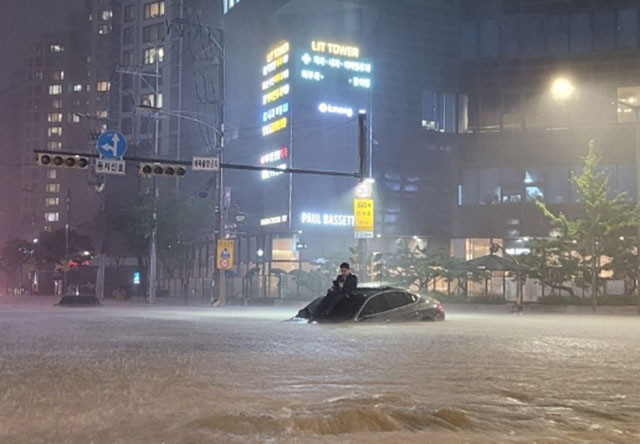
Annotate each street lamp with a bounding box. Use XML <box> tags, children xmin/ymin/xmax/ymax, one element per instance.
<box><xmin>550</xmin><ymin>77</ymin><xmax>576</xmax><ymax>101</ymax></box>
<box><xmin>550</xmin><ymin>76</ymin><xmax>640</xmax><ymax>314</ymax></box>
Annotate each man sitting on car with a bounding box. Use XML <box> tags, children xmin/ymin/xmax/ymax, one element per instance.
<box><xmin>309</xmin><ymin>262</ymin><xmax>358</xmax><ymax>322</ymax></box>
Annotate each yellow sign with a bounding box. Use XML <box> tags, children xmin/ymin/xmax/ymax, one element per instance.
<box><xmin>354</xmin><ymin>198</ymin><xmax>374</xmax><ymax>238</ymax></box>
<box><xmin>216</xmin><ymin>239</ymin><xmax>235</xmax><ymax>271</ymax></box>
<box><xmin>311</xmin><ymin>41</ymin><xmax>360</xmax><ymax>58</ymax></box>
<box><xmin>266</xmin><ymin>41</ymin><xmax>290</xmax><ymax>63</ymax></box>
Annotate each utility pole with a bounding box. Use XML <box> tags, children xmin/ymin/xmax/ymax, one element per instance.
<box><xmin>357</xmin><ymin>111</ymin><xmax>369</xmax><ymax>280</ymax></box>
<box><xmin>214</xmin><ymin>30</ymin><xmax>226</xmax><ymax>306</ymax></box>
<box><xmin>635</xmin><ymin>109</ymin><xmax>640</xmax><ymax>315</ymax></box>
<box><xmin>148</xmin><ymin>51</ymin><xmax>161</xmax><ymax>304</ymax></box>
<box><xmin>64</xmin><ymin>189</ymin><xmax>71</xmax><ymax>295</ymax></box>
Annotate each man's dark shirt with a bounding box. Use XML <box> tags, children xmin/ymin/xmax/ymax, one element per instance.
<box><xmin>334</xmin><ymin>273</ymin><xmax>358</xmax><ymax>294</ymax></box>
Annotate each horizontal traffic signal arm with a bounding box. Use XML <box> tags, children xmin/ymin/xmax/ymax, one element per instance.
<box><xmin>33</xmin><ymin>149</ymin><xmax>363</xmax><ymax>178</ymax></box>
<box><xmin>36</xmin><ymin>153</ymin><xmax>89</xmax><ymax>169</ymax></box>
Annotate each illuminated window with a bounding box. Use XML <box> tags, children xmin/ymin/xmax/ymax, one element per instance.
<box><xmin>73</xmin><ymin>84</ymin><xmax>82</xmax><ymax>92</ymax></box>
<box><xmin>45</xmin><ymin>184</ymin><xmax>60</xmax><ymax>193</ymax></box>
<box><xmin>52</xmin><ymin>70</ymin><xmax>64</xmax><ymax>80</ymax></box>
<box><xmin>49</xmin><ymin>84</ymin><xmax>62</xmax><ymax>95</ymax></box>
<box><xmin>141</xmin><ymin>92</ymin><xmax>162</xmax><ymax>109</ymax></box>
<box><xmin>144</xmin><ymin>1</ymin><xmax>165</xmax><ymax>19</ymax></box>
<box><xmin>44</xmin><ymin>212</ymin><xmax>59</xmax><ymax>222</ymax></box>
<box><xmin>45</xmin><ymin>197</ymin><xmax>59</xmax><ymax>207</ymax></box>
<box><xmin>143</xmin><ymin>23</ymin><xmax>165</xmax><ymax>42</ymax></box>
<box><xmin>96</xmin><ymin>110</ymin><xmax>108</xmax><ymax>119</ymax></box>
<box><xmin>47</xmin><ymin>113</ymin><xmax>63</xmax><ymax>123</ymax></box>
<box><xmin>143</xmin><ymin>46</ymin><xmax>164</xmax><ymax>64</ymax></box>
<box><xmin>52</xmin><ymin>99</ymin><xmax>62</xmax><ymax>108</ymax></box>
<box><xmin>96</xmin><ymin>81</ymin><xmax>111</xmax><ymax>92</ymax></box>
<box><xmin>46</xmin><ymin>169</ymin><xmax>57</xmax><ymax>180</ymax></box>
<box><xmin>49</xmin><ymin>44</ymin><xmax>64</xmax><ymax>53</ymax></box>
<box><xmin>223</xmin><ymin>0</ymin><xmax>241</xmax><ymax>14</ymax></box>
<box><xmin>47</xmin><ymin>141</ymin><xmax>62</xmax><ymax>150</ymax></box>
<box><xmin>69</xmin><ymin>113</ymin><xmax>80</xmax><ymax>123</ymax></box>
<box><xmin>98</xmin><ymin>24</ymin><xmax>112</xmax><ymax>35</ymax></box>
<box><xmin>48</xmin><ymin>126</ymin><xmax>63</xmax><ymax>137</ymax></box>
<box><xmin>100</xmin><ymin>10</ymin><xmax>112</xmax><ymax>21</ymax></box>
<box><xmin>617</xmin><ymin>87</ymin><xmax>640</xmax><ymax>123</ymax></box>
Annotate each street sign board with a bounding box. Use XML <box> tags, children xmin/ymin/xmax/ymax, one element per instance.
<box><xmin>354</xmin><ymin>198</ymin><xmax>374</xmax><ymax>239</ymax></box>
<box><xmin>192</xmin><ymin>156</ymin><xmax>220</xmax><ymax>171</ymax></box>
<box><xmin>216</xmin><ymin>239</ymin><xmax>235</xmax><ymax>271</ymax></box>
<box><xmin>95</xmin><ymin>159</ymin><xmax>126</xmax><ymax>175</ymax></box>
<box><xmin>96</xmin><ymin>130</ymin><xmax>128</xmax><ymax>159</ymax></box>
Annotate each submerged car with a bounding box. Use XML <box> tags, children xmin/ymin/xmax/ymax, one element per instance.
<box><xmin>294</xmin><ymin>286</ymin><xmax>445</xmax><ymax>323</ymax></box>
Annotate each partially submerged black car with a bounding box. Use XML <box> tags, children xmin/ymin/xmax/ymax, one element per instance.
<box><xmin>294</xmin><ymin>285</ymin><xmax>445</xmax><ymax>323</ymax></box>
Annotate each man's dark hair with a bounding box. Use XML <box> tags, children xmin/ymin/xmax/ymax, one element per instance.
<box><xmin>340</xmin><ymin>262</ymin><xmax>350</xmax><ymax>269</ymax></box>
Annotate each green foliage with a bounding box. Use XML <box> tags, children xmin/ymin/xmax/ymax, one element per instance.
<box><xmin>157</xmin><ymin>193</ymin><xmax>213</xmax><ymax>281</ymax></box>
<box><xmin>533</xmin><ymin>144</ymin><xmax>640</xmax><ymax>307</ymax></box>
<box><xmin>381</xmin><ymin>240</ymin><xmax>485</xmax><ymax>292</ymax></box>
<box><xmin>106</xmin><ymin>191</ymin><xmax>155</xmax><ymax>260</ymax></box>
<box><xmin>0</xmin><ymin>239</ymin><xmax>33</xmax><ymax>272</ymax></box>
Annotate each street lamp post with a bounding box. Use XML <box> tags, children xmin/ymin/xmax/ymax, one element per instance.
<box><xmin>551</xmin><ymin>77</ymin><xmax>640</xmax><ymax>314</ymax></box>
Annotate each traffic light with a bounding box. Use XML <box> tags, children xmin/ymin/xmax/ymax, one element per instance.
<box><xmin>348</xmin><ymin>246</ymin><xmax>361</xmax><ymax>267</ymax></box>
<box><xmin>370</xmin><ymin>252</ymin><xmax>384</xmax><ymax>282</ymax></box>
<box><xmin>36</xmin><ymin>153</ymin><xmax>89</xmax><ymax>169</ymax></box>
<box><xmin>138</xmin><ymin>162</ymin><xmax>187</xmax><ymax>177</ymax></box>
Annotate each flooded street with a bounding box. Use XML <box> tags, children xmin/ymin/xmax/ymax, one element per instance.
<box><xmin>1</xmin><ymin>298</ymin><xmax>639</xmax><ymax>443</ymax></box>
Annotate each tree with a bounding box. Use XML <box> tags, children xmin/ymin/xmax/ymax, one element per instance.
<box><xmin>157</xmin><ymin>193</ymin><xmax>213</xmax><ymax>304</ymax></box>
<box><xmin>106</xmin><ymin>191</ymin><xmax>155</xmax><ymax>291</ymax></box>
<box><xmin>34</xmin><ymin>229</ymin><xmax>93</xmax><ymax>267</ymax></box>
<box><xmin>536</xmin><ymin>145</ymin><xmax>639</xmax><ymax>311</ymax></box>
<box><xmin>518</xmin><ymin>237</ymin><xmax>580</xmax><ymax>298</ymax></box>
<box><xmin>0</xmin><ymin>239</ymin><xmax>34</xmax><ymax>287</ymax></box>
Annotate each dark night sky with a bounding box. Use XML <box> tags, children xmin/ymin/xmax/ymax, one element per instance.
<box><xmin>0</xmin><ymin>0</ymin><xmax>85</xmax><ymax>87</ymax></box>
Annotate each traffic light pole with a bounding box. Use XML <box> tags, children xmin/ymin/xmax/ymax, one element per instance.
<box><xmin>148</xmin><ymin>53</ymin><xmax>160</xmax><ymax>304</ymax></box>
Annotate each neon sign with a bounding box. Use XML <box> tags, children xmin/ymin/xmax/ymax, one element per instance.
<box><xmin>301</xmin><ymin>70</ymin><xmax>324</xmax><ymax>81</ymax></box>
<box><xmin>301</xmin><ymin>212</ymin><xmax>355</xmax><ymax>227</ymax></box>
<box><xmin>301</xmin><ymin>53</ymin><xmax>372</xmax><ymax>74</ymax></box>
<box><xmin>350</xmin><ymin>77</ymin><xmax>371</xmax><ymax>89</ymax></box>
<box><xmin>262</xmin><ymin>69</ymin><xmax>289</xmax><ymax>91</ymax></box>
<box><xmin>262</xmin><ymin>84</ymin><xmax>290</xmax><ymax>105</ymax></box>
<box><xmin>260</xmin><ymin>147</ymin><xmax>289</xmax><ymax>164</ymax></box>
<box><xmin>262</xmin><ymin>117</ymin><xmax>287</xmax><ymax>136</ymax></box>
<box><xmin>318</xmin><ymin>102</ymin><xmax>353</xmax><ymax>118</ymax></box>
<box><xmin>261</xmin><ymin>214</ymin><xmax>288</xmax><ymax>226</ymax></box>
<box><xmin>262</xmin><ymin>102</ymin><xmax>289</xmax><ymax>123</ymax></box>
<box><xmin>266</xmin><ymin>42</ymin><xmax>290</xmax><ymax>63</ymax></box>
<box><xmin>261</xmin><ymin>164</ymin><xmax>286</xmax><ymax>179</ymax></box>
<box><xmin>311</xmin><ymin>41</ymin><xmax>360</xmax><ymax>58</ymax></box>
<box><xmin>263</xmin><ymin>54</ymin><xmax>289</xmax><ymax>76</ymax></box>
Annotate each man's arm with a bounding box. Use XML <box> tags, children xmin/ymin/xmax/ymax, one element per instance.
<box><xmin>343</xmin><ymin>274</ymin><xmax>358</xmax><ymax>293</ymax></box>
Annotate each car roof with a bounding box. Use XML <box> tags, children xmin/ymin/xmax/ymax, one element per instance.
<box><xmin>353</xmin><ymin>286</ymin><xmax>408</xmax><ymax>297</ymax></box>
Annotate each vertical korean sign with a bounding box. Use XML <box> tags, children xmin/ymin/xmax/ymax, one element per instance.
<box><xmin>216</xmin><ymin>239</ymin><xmax>235</xmax><ymax>271</ymax></box>
<box><xmin>354</xmin><ymin>198</ymin><xmax>374</xmax><ymax>238</ymax></box>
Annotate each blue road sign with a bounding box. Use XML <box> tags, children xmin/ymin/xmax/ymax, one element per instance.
<box><xmin>96</xmin><ymin>130</ymin><xmax>128</xmax><ymax>159</ymax></box>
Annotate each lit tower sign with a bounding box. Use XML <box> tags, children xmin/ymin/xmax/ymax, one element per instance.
<box><xmin>300</xmin><ymin>40</ymin><xmax>372</xmax><ymax>90</ymax></box>
<box><xmin>255</xmin><ymin>38</ymin><xmax>373</xmax><ymax>236</ymax></box>
<box><xmin>261</xmin><ymin>41</ymin><xmax>290</xmax><ymax>137</ymax></box>
<box><xmin>259</xmin><ymin>41</ymin><xmax>292</xmax><ymax>230</ymax></box>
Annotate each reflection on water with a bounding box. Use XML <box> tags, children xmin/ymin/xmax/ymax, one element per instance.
<box><xmin>0</xmin><ymin>303</ymin><xmax>639</xmax><ymax>443</ymax></box>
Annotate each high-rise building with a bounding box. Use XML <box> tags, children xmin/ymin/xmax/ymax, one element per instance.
<box><xmin>114</xmin><ymin>0</ymin><xmax>222</xmax><ymax>198</ymax></box>
<box><xmin>453</xmin><ymin>1</ymin><xmax>640</xmax><ymax>258</ymax></box>
<box><xmin>224</xmin><ymin>0</ymin><xmax>460</xmax><ymax>267</ymax></box>
<box><xmin>8</xmin><ymin>1</ymin><xmax>122</xmax><ymax>242</ymax></box>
